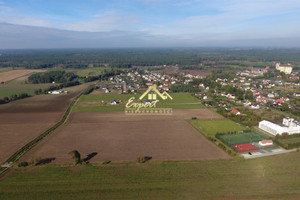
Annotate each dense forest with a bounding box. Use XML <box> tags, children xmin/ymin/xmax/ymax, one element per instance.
<box><xmin>0</xmin><ymin>48</ymin><xmax>300</xmax><ymax>69</ymax></box>
<box><xmin>28</xmin><ymin>70</ymin><xmax>78</xmax><ymax>83</ymax></box>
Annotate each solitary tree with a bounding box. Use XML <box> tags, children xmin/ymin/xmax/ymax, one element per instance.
<box><xmin>69</xmin><ymin>150</ymin><xmax>81</xmax><ymax>165</ymax></box>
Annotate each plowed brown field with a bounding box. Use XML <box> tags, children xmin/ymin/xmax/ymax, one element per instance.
<box><xmin>23</xmin><ymin>109</ymin><xmax>229</xmax><ymax>163</ymax></box>
<box><xmin>0</xmin><ymin>70</ymin><xmax>45</xmax><ymax>82</ymax></box>
<box><xmin>0</xmin><ymin>83</ymin><xmax>88</xmax><ymax>163</ymax></box>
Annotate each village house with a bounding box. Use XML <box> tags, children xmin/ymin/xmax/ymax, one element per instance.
<box><xmin>230</xmin><ymin>109</ymin><xmax>241</xmax><ymax>115</ymax></box>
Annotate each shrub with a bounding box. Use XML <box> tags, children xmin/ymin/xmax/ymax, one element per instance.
<box><xmin>29</xmin><ymin>157</ymin><xmax>42</xmax><ymax>165</ymax></box>
<box><xmin>137</xmin><ymin>156</ymin><xmax>152</xmax><ymax>163</ymax></box>
<box><xmin>192</xmin><ymin>117</ymin><xmax>197</xmax><ymax>120</ymax></box>
<box><xmin>18</xmin><ymin>161</ymin><xmax>28</xmax><ymax>167</ymax></box>
<box><xmin>227</xmin><ymin>150</ymin><xmax>232</xmax><ymax>155</ymax></box>
<box><xmin>102</xmin><ymin>160</ymin><xmax>111</xmax><ymax>165</ymax></box>
<box><xmin>218</xmin><ymin>143</ymin><xmax>227</xmax><ymax>151</ymax></box>
<box><xmin>208</xmin><ymin>136</ymin><xmax>216</xmax><ymax>142</ymax></box>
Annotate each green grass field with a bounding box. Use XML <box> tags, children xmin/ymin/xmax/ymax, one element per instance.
<box><xmin>219</xmin><ymin>131</ymin><xmax>267</xmax><ymax>146</ymax></box>
<box><xmin>277</xmin><ymin>137</ymin><xmax>300</xmax><ymax>146</ymax></box>
<box><xmin>73</xmin><ymin>93</ymin><xmax>204</xmax><ymax>112</ymax></box>
<box><xmin>2</xmin><ymin>152</ymin><xmax>300</xmax><ymax>199</ymax></box>
<box><xmin>79</xmin><ymin>93</ymin><xmax>139</xmax><ymax>102</ymax></box>
<box><xmin>190</xmin><ymin>119</ymin><xmax>248</xmax><ymax>137</ymax></box>
<box><xmin>0</xmin><ymin>77</ymin><xmax>53</xmax><ymax>97</ymax></box>
<box><xmin>66</xmin><ymin>67</ymin><xmax>111</xmax><ymax>77</ymax></box>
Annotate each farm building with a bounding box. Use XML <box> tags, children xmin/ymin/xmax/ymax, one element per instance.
<box><xmin>259</xmin><ymin>118</ymin><xmax>300</xmax><ymax>136</ymax></box>
<box><xmin>48</xmin><ymin>90</ymin><xmax>67</xmax><ymax>94</ymax></box>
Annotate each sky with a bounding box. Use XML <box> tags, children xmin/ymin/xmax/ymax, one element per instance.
<box><xmin>0</xmin><ymin>0</ymin><xmax>300</xmax><ymax>48</ymax></box>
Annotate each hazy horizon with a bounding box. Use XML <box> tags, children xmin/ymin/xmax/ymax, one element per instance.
<box><xmin>1</xmin><ymin>0</ymin><xmax>300</xmax><ymax>49</ymax></box>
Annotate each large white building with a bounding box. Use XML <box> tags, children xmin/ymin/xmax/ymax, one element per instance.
<box><xmin>276</xmin><ymin>63</ymin><xmax>293</xmax><ymax>74</ymax></box>
<box><xmin>259</xmin><ymin>118</ymin><xmax>300</xmax><ymax>136</ymax></box>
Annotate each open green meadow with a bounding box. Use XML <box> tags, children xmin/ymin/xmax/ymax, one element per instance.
<box><xmin>190</xmin><ymin>119</ymin><xmax>248</xmax><ymax>137</ymax></box>
<box><xmin>277</xmin><ymin>137</ymin><xmax>300</xmax><ymax>146</ymax></box>
<box><xmin>2</xmin><ymin>152</ymin><xmax>300</xmax><ymax>199</ymax></box>
<box><xmin>67</xmin><ymin>67</ymin><xmax>111</xmax><ymax>77</ymax></box>
<box><xmin>0</xmin><ymin>77</ymin><xmax>53</xmax><ymax>97</ymax></box>
<box><xmin>73</xmin><ymin>92</ymin><xmax>204</xmax><ymax>112</ymax></box>
<box><xmin>79</xmin><ymin>93</ymin><xmax>139</xmax><ymax>102</ymax></box>
<box><xmin>219</xmin><ymin>131</ymin><xmax>267</xmax><ymax>146</ymax></box>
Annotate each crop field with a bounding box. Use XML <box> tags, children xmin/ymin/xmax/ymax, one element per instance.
<box><xmin>219</xmin><ymin>131</ymin><xmax>267</xmax><ymax>146</ymax></box>
<box><xmin>22</xmin><ymin>109</ymin><xmax>228</xmax><ymax>163</ymax></box>
<box><xmin>2</xmin><ymin>152</ymin><xmax>300</xmax><ymax>200</ymax></box>
<box><xmin>0</xmin><ymin>84</ymin><xmax>89</xmax><ymax>163</ymax></box>
<box><xmin>189</xmin><ymin>119</ymin><xmax>248</xmax><ymax>137</ymax></box>
<box><xmin>73</xmin><ymin>92</ymin><xmax>204</xmax><ymax>112</ymax></box>
<box><xmin>0</xmin><ymin>69</ymin><xmax>45</xmax><ymax>83</ymax></box>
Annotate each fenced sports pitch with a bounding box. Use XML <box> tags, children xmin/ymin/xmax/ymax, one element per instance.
<box><xmin>217</xmin><ymin>131</ymin><xmax>267</xmax><ymax>146</ymax></box>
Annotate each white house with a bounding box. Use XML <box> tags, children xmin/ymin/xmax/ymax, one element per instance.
<box><xmin>268</xmin><ymin>93</ymin><xmax>275</xmax><ymax>98</ymax></box>
<box><xmin>294</xmin><ymin>93</ymin><xmax>300</xmax><ymax>97</ymax></box>
<box><xmin>259</xmin><ymin>140</ymin><xmax>273</xmax><ymax>146</ymax></box>
<box><xmin>250</xmin><ymin>104</ymin><xmax>260</xmax><ymax>109</ymax></box>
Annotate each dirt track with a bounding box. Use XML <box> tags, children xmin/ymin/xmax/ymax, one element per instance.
<box><xmin>22</xmin><ymin>109</ymin><xmax>229</xmax><ymax>163</ymax></box>
<box><xmin>0</xmin><ymin>84</ymin><xmax>89</xmax><ymax>163</ymax></box>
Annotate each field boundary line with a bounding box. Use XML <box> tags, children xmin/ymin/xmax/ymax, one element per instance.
<box><xmin>0</xmin><ymin>85</ymin><xmax>91</xmax><ymax>177</ymax></box>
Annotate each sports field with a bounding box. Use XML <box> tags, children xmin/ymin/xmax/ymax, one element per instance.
<box><xmin>219</xmin><ymin>131</ymin><xmax>267</xmax><ymax>146</ymax></box>
<box><xmin>2</xmin><ymin>152</ymin><xmax>300</xmax><ymax>199</ymax></box>
<box><xmin>189</xmin><ymin>119</ymin><xmax>248</xmax><ymax>137</ymax></box>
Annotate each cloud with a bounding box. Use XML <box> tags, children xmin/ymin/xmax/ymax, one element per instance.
<box><xmin>0</xmin><ymin>17</ymin><xmax>53</xmax><ymax>27</ymax></box>
<box><xmin>61</xmin><ymin>10</ymin><xmax>141</xmax><ymax>32</ymax></box>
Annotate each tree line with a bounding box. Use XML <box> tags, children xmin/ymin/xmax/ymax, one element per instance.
<box><xmin>28</xmin><ymin>70</ymin><xmax>78</xmax><ymax>84</ymax></box>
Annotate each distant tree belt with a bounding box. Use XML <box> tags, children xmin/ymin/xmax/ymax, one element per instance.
<box><xmin>0</xmin><ymin>93</ymin><xmax>30</xmax><ymax>104</ymax></box>
<box><xmin>28</xmin><ymin>70</ymin><xmax>78</xmax><ymax>83</ymax></box>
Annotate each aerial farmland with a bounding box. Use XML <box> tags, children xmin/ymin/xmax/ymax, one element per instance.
<box><xmin>0</xmin><ymin>48</ymin><xmax>300</xmax><ymax>199</ymax></box>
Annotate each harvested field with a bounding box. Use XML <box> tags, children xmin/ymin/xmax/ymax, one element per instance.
<box><xmin>0</xmin><ymin>83</ymin><xmax>89</xmax><ymax>164</ymax></box>
<box><xmin>69</xmin><ymin>109</ymin><xmax>223</xmax><ymax>123</ymax></box>
<box><xmin>0</xmin><ymin>123</ymin><xmax>54</xmax><ymax>162</ymax></box>
<box><xmin>0</xmin><ymin>69</ymin><xmax>45</xmax><ymax>83</ymax></box>
<box><xmin>23</xmin><ymin>109</ymin><xmax>228</xmax><ymax>163</ymax></box>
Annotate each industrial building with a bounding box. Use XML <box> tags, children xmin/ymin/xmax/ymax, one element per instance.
<box><xmin>276</xmin><ymin>63</ymin><xmax>293</xmax><ymax>74</ymax></box>
<box><xmin>259</xmin><ymin>118</ymin><xmax>300</xmax><ymax>136</ymax></box>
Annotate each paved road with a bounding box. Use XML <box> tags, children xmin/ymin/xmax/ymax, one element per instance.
<box><xmin>242</xmin><ymin>148</ymin><xmax>297</xmax><ymax>159</ymax></box>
